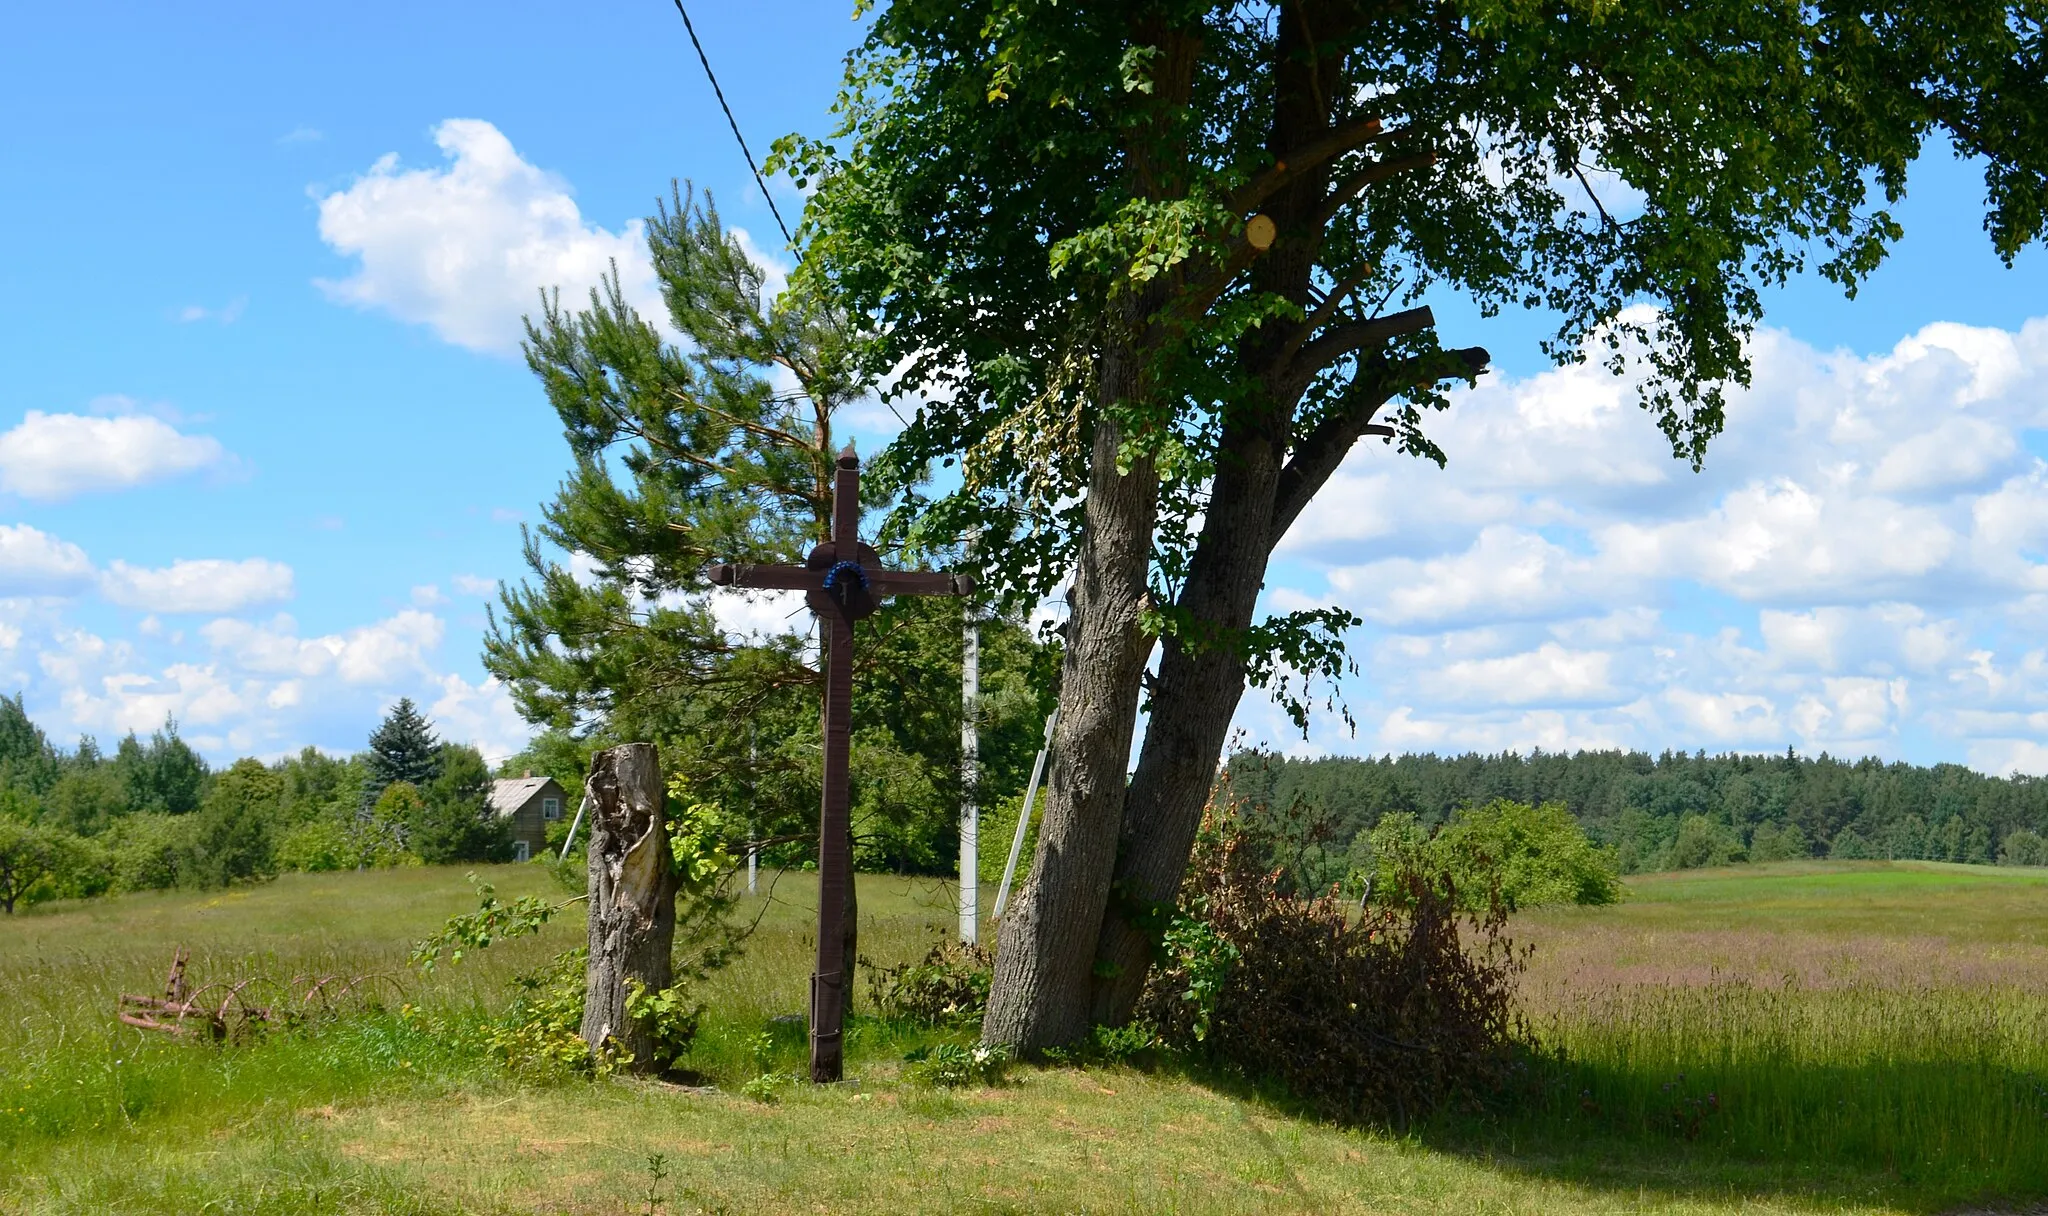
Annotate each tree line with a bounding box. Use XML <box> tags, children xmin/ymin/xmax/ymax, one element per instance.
<box><xmin>1225</xmin><ymin>747</ymin><xmax>2048</xmax><ymax>887</ymax></box>
<box><xmin>0</xmin><ymin>696</ymin><xmax>512</xmax><ymax>913</ymax></box>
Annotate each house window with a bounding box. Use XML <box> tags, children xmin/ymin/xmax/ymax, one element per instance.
<box><xmin>542</xmin><ymin>796</ymin><xmax>561</xmax><ymax>821</ymax></box>
<box><xmin>514</xmin><ymin>840</ymin><xmax>531</xmax><ymax>863</ymax></box>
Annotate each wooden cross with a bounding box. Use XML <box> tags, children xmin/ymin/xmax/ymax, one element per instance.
<box><xmin>708</xmin><ymin>444</ymin><xmax>973</xmax><ymax>1083</ymax></box>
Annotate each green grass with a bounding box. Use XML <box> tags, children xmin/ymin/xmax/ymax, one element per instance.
<box><xmin>3</xmin><ymin>861</ymin><xmax>2045</xmax><ymax>1213</ymax></box>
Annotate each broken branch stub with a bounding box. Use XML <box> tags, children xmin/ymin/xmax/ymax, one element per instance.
<box><xmin>580</xmin><ymin>742</ymin><xmax>679</xmax><ymax>1071</ymax></box>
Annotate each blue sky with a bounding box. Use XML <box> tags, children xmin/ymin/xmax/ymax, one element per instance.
<box><xmin>2</xmin><ymin>3</ymin><xmax>2045</xmax><ymax>773</ymax></box>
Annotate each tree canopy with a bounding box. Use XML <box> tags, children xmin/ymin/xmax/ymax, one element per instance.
<box><xmin>786</xmin><ymin>0</ymin><xmax>2048</xmax><ymax>1049</ymax></box>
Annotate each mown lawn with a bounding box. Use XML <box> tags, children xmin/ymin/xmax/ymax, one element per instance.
<box><xmin>3</xmin><ymin>861</ymin><xmax>2044</xmax><ymax>1214</ymax></box>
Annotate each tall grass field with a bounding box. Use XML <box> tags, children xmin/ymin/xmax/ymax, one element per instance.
<box><xmin>1</xmin><ymin>860</ymin><xmax>2043</xmax><ymax>1213</ymax></box>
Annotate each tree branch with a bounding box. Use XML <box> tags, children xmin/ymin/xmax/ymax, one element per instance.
<box><xmin>1279</xmin><ymin>262</ymin><xmax>1377</xmax><ymax>364</ymax></box>
<box><xmin>1315</xmin><ymin>151</ymin><xmax>1439</xmax><ymax>225</ymax></box>
<box><xmin>1288</xmin><ymin>306</ymin><xmax>1436</xmax><ymax>387</ymax></box>
<box><xmin>1225</xmin><ymin>115</ymin><xmax>1392</xmax><ymax>214</ymax></box>
<box><xmin>1270</xmin><ymin>345</ymin><xmax>1489</xmax><ymax>540</ymax></box>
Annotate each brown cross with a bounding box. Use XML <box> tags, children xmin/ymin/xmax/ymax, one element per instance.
<box><xmin>708</xmin><ymin>444</ymin><xmax>972</xmax><ymax>1083</ymax></box>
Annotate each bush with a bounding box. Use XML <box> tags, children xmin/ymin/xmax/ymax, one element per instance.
<box><xmin>2000</xmin><ymin>829</ymin><xmax>2048</xmax><ymax>867</ymax></box>
<box><xmin>904</xmin><ymin>1041</ymin><xmax>1011</xmax><ymax>1088</ymax></box>
<box><xmin>276</xmin><ymin>818</ymin><xmax>354</xmax><ymax>872</ymax></box>
<box><xmin>1666</xmin><ymin>813</ymin><xmax>1745</xmax><ymax>870</ymax></box>
<box><xmin>865</xmin><ymin>938</ymin><xmax>993</xmax><ymax>1026</ymax></box>
<box><xmin>1364</xmin><ymin>800</ymin><xmax>1621</xmax><ymax>911</ymax></box>
<box><xmin>1144</xmin><ymin>799</ymin><xmax>1529</xmax><ymax>1126</ymax></box>
<box><xmin>1748</xmin><ymin>820</ymin><xmax>1811</xmax><ymax>862</ymax></box>
<box><xmin>0</xmin><ymin>819</ymin><xmax>57</xmax><ymax>913</ymax></box>
<box><xmin>100</xmin><ymin>813</ymin><xmax>195</xmax><ymax>892</ymax></box>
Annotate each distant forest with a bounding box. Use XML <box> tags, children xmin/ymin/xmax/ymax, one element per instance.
<box><xmin>1225</xmin><ymin>748</ymin><xmax>2048</xmax><ymax>876</ymax></box>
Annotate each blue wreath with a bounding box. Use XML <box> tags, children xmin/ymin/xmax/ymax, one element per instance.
<box><xmin>822</xmin><ymin>561</ymin><xmax>870</xmax><ymax>594</ymax></box>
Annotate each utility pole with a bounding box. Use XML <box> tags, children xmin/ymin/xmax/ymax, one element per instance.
<box><xmin>746</xmin><ymin>726</ymin><xmax>758</xmax><ymax>895</ymax></box>
<box><xmin>960</xmin><ymin>594</ymin><xmax>980</xmax><ymax>945</ymax></box>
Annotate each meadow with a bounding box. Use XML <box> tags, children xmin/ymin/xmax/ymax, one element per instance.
<box><xmin>1</xmin><ymin>860</ymin><xmax>2044</xmax><ymax>1214</ymax></box>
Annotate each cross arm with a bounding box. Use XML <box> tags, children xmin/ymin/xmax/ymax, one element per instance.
<box><xmin>870</xmin><ymin>571</ymin><xmax>976</xmax><ymax>598</ymax></box>
<box><xmin>706</xmin><ymin>563</ymin><xmax>821</xmax><ymax>591</ymax></box>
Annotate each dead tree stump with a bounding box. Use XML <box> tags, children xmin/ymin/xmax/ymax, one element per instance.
<box><xmin>581</xmin><ymin>743</ymin><xmax>678</xmax><ymax>1071</ymax></box>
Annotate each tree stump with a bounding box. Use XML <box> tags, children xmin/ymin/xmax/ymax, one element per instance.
<box><xmin>581</xmin><ymin>743</ymin><xmax>678</xmax><ymax>1071</ymax></box>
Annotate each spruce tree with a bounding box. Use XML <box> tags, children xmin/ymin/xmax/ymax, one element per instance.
<box><xmin>362</xmin><ymin>699</ymin><xmax>442</xmax><ymax>806</ymax></box>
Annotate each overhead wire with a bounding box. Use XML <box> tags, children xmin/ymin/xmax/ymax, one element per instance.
<box><xmin>664</xmin><ymin>2</ymin><xmax>915</xmax><ymax>440</ymax></box>
<box><xmin>670</xmin><ymin>0</ymin><xmax>795</xmax><ymax>249</ymax></box>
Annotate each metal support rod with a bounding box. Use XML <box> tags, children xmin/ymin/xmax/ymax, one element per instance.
<box><xmin>558</xmin><ymin>793</ymin><xmax>591</xmax><ymax>862</ymax></box>
<box><xmin>993</xmin><ymin>706</ymin><xmax>1057</xmax><ymax>920</ymax></box>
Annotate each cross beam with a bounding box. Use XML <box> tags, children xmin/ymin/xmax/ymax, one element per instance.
<box><xmin>707</xmin><ymin>445</ymin><xmax>972</xmax><ymax>1083</ymax></box>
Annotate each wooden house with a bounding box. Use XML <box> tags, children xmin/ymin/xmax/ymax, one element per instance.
<box><xmin>489</xmin><ymin>773</ymin><xmax>571</xmax><ymax>861</ymax></box>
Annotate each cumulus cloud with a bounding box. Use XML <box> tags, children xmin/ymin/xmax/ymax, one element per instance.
<box><xmin>0</xmin><ymin>525</ymin><xmax>95</xmax><ymax>595</ymax></box>
<box><xmin>0</xmin><ymin>412</ymin><xmax>227</xmax><ymax>500</ymax></box>
<box><xmin>427</xmin><ymin>673</ymin><xmax>533</xmax><ymax>760</ymax></box>
<box><xmin>1239</xmin><ymin>312</ymin><xmax>2048</xmax><ymax>772</ymax></box>
<box><xmin>315</xmin><ymin>119</ymin><xmax>664</xmax><ymax>355</ymax></box>
<box><xmin>201</xmin><ymin>610</ymin><xmax>444</xmax><ymax>685</ymax></box>
<box><xmin>101</xmin><ymin>558</ymin><xmax>294</xmax><ymax>614</ymax></box>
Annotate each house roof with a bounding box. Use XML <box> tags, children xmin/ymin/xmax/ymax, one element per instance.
<box><xmin>488</xmin><ymin>776</ymin><xmax>560</xmax><ymax>817</ymax></box>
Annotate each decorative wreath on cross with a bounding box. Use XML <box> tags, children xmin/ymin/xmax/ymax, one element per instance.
<box><xmin>822</xmin><ymin>561</ymin><xmax>869</xmax><ymax>595</ymax></box>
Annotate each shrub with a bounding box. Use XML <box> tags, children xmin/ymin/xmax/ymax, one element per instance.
<box><xmin>2000</xmin><ymin>829</ymin><xmax>2048</xmax><ymax>867</ymax></box>
<box><xmin>865</xmin><ymin>938</ymin><xmax>994</xmax><ymax>1026</ymax></box>
<box><xmin>1748</xmin><ymin>820</ymin><xmax>1811</xmax><ymax>862</ymax></box>
<box><xmin>276</xmin><ymin>818</ymin><xmax>354</xmax><ymax>872</ymax></box>
<box><xmin>1363</xmin><ymin>800</ymin><xmax>1621</xmax><ymax>911</ymax></box>
<box><xmin>100</xmin><ymin>813</ymin><xmax>195</xmax><ymax>891</ymax></box>
<box><xmin>903</xmin><ymin>1041</ymin><xmax>1011</xmax><ymax>1087</ymax></box>
<box><xmin>1144</xmin><ymin>800</ymin><xmax>1529</xmax><ymax>1127</ymax></box>
<box><xmin>0</xmin><ymin>819</ymin><xmax>56</xmax><ymax>913</ymax></box>
<box><xmin>1666</xmin><ymin>813</ymin><xmax>1745</xmax><ymax>870</ymax></box>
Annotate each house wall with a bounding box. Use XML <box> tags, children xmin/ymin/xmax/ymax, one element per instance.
<box><xmin>504</xmin><ymin>781</ymin><xmax>569</xmax><ymax>860</ymax></box>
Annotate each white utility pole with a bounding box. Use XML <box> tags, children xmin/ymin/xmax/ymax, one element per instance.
<box><xmin>746</xmin><ymin>728</ymin><xmax>759</xmax><ymax>895</ymax></box>
<box><xmin>959</xmin><ymin>596</ymin><xmax>980</xmax><ymax>944</ymax></box>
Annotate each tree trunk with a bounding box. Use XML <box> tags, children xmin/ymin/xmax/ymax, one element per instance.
<box><xmin>581</xmin><ymin>742</ymin><xmax>679</xmax><ymax>1071</ymax></box>
<box><xmin>982</xmin><ymin>357</ymin><xmax>1159</xmax><ymax>1053</ymax></box>
<box><xmin>1089</xmin><ymin>0</ymin><xmax>1348</xmax><ymax>1024</ymax></box>
<box><xmin>1088</xmin><ymin>455</ymin><xmax>1278</xmax><ymax>1023</ymax></box>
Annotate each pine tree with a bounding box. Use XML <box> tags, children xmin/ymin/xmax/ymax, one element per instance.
<box><xmin>362</xmin><ymin>699</ymin><xmax>441</xmax><ymax>806</ymax></box>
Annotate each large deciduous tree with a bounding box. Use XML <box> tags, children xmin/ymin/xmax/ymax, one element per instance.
<box><xmin>790</xmin><ymin>0</ymin><xmax>2047</xmax><ymax>1048</ymax></box>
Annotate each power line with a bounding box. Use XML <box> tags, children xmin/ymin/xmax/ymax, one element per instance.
<box><xmin>670</xmin><ymin>0</ymin><xmax>794</xmax><ymax>248</ymax></box>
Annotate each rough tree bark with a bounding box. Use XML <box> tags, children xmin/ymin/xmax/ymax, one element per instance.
<box><xmin>982</xmin><ymin>399</ymin><xmax>1159</xmax><ymax>1051</ymax></box>
<box><xmin>982</xmin><ymin>20</ymin><xmax>1196</xmax><ymax>1052</ymax></box>
<box><xmin>581</xmin><ymin>742</ymin><xmax>679</xmax><ymax>1070</ymax></box>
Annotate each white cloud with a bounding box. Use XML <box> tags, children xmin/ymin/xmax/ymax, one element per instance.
<box><xmin>101</xmin><ymin>558</ymin><xmax>294</xmax><ymax>614</ymax></box>
<box><xmin>316</xmin><ymin>119</ymin><xmax>663</xmax><ymax>355</ymax></box>
<box><xmin>427</xmin><ymin>673</ymin><xmax>533</xmax><ymax>760</ymax></box>
<box><xmin>201</xmin><ymin>610</ymin><xmax>444</xmax><ymax>685</ymax></box>
<box><xmin>0</xmin><ymin>525</ymin><xmax>95</xmax><ymax>595</ymax></box>
<box><xmin>1233</xmin><ymin>311</ymin><xmax>2048</xmax><ymax>768</ymax></box>
<box><xmin>176</xmin><ymin>297</ymin><xmax>246</xmax><ymax>325</ymax></box>
<box><xmin>0</xmin><ymin>412</ymin><xmax>227</xmax><ymax>500</ymax></box>
<box><xmin>451</xmin><ymin>573</ymin><xmax>498</xmax><ymax>597</ymax></box>
<box><xmin>410</xmin><ymin>584</ymin><xmax>445</xmax><ymax>607</ymax></box>
<box><xmin>1433</xmin><ymin>643</ymin><xmax>1617</xmax><ymax>706</ymax></box>
<box><xmin>711</xmin><ymin>588</ymin><xmax>810</xmax><ymax>641</ymax></box>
